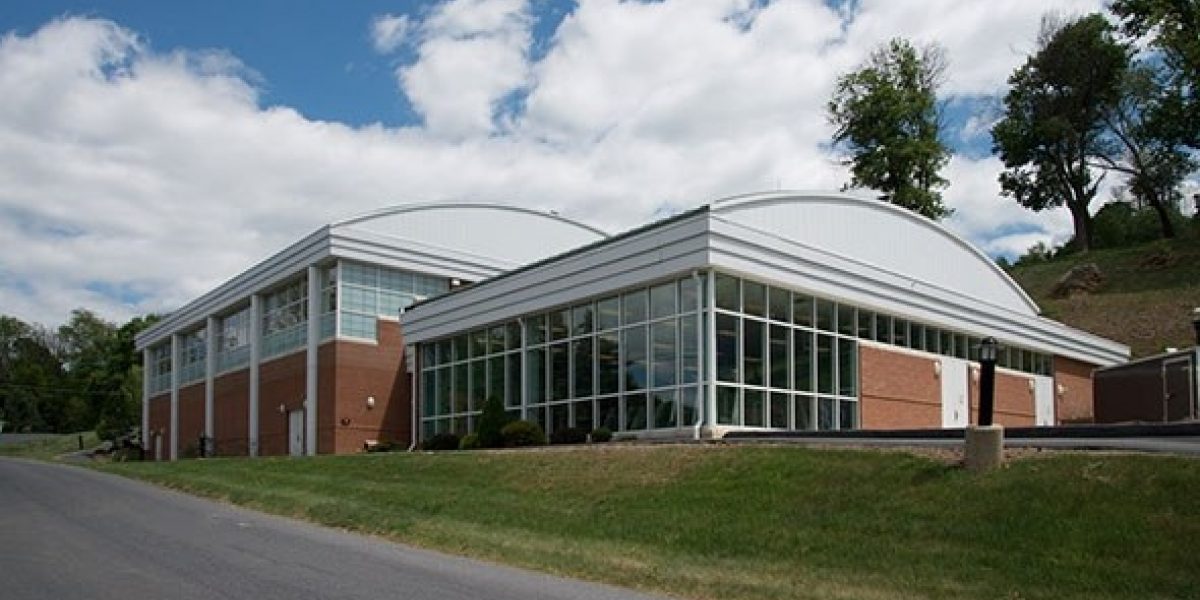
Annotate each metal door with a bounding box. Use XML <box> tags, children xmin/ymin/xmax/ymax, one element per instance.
<box><xmin>1163</xmin><ymin>357</ymin><xmax>1194</xmax><ymax>422</ymax></box>
<box><xmin>941</xmin><ymin>358</ymin><xmax>969</xmax><ymax>428</ymax></box>
<box><xmin>1034</xmin><ymin>376</ymin><xmax>1055</xmax><ymax>426</ymax></box>
<box><xmin>288</xmin><ymin>409</ymin><xmax>305</xmax><ymax>457</ymax></box>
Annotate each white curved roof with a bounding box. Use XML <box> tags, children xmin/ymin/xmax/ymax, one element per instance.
<box><xmin>332</xmin><ymin>202</ymin><xmax>607</xmax><ymax>269</ymax></box>
<box><xmin>709</xmin><ymin>191</ymin><xmax>1040</xmax><ymax>316</ymax></box>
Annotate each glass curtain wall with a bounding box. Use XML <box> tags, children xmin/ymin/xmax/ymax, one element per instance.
<box><xmin>148</xmin><ymin>343</ymin><xmax>172</xmax><ymax>395</ymax></box>
<box><xmin>419</xmin><ymin>275</ymin><xmax>706</xmax><ymax>439</ymax></box>
<box><xmin>177</xmin><ymin>328</ymin><xmax>206</xmax><ymax>386</ymax></box>
<box><xmin>416</xmin><ymin>269</ymin><xmax>1053</xmax><ymax>439</ymax></box>
<box><xmin>216</xmin><ymin>306</ymin><xmax>251</xmax><ymax>373</ymax></box>
<box><xmin>261</xmin><ymin>277</ymin><xmax>308</xmax><ymax>359</ymax></box>
<box><xmin>340</xmin><ymin>260</ymin><xmax>450</xmax><ymax>341</ymax></box>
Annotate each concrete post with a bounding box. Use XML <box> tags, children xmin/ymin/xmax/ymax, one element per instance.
<box><xmin>141</xmin><ymin>348</ymin><xmax>151</xmax><ymax>455</ymax></box>
<box><xmin>169</xmin><ymin>333</ymin><xmax>180</xmax><ymax>461</ymax></box>
<box><xmin>965</xmin><ymin>425</ymin><xmax>1004</xmax><ymax>472</ymax></box>
<box><xmin>305</xmin><ymin>266</ymin><xmax>320</xmax><ymax>456</ymax></box>
<box><xmin>249</xmin><ymin>294</ymin><xmax>261</xmax><ymax>457</ymax></box>
<box><xmin>204</xmin><ymin>316</ymin><xmax>216</xmax><ymax>452</ymax></box>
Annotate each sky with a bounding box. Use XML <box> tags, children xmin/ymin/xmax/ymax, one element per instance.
<box><xmin>0</xmin><ymin>0</ymin><xmax>1133</xmax><ymax>327</ymax></box>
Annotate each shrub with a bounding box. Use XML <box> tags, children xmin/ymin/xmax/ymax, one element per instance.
<box><xmin>500</xmin><ymin>420</ymin><xmax>546</xmax><ymax>447</ymax></box>
<box><xmin>459</xmin><ymin>433</ymin><xmax>481</xmax><ymax>450</ymax></box>
<box><xmin>422</xmin><ymin>432</ymin><xmax>461</xmax><ymax>451</ymax></box>
<box><xmin>590</xmin><ymin>427</ymin><xmax>613</xmax><ymax>443</ymax></box>
<box><xmin>476</xmin><ymin>396</ymin><xmax>513</xmax><ymax>449</ymax></box>
<box><xmin>549</xmin><ymin>427</ymin><xmax>588</xmax><ymax>445</ymax></box>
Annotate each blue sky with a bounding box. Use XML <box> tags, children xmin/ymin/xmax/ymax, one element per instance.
<box><xmin>0</xmin><ymin>0</ymin><xmax>1115</xmax><ymax>325</ymax></box>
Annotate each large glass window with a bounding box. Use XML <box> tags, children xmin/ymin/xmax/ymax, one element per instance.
<box><xmin>216</xmin><ymin>306</ymin><xmax>250</xmax><ymax>372</ymax></box>
<box><xmin>651</xmin><ymin>320</ymin><xmax>677</xmax><ymax>388</ymax></box>
<box><xmin>339</xmin><ymin>261</ymin><xmax>443</xmax><ymax>341</ymax></box>
<box><xmin>716</xmin><ymin>313</ymin><xmax>739</xmax><ymax>382</ymax></box>
<box><xmin>623</xmin><ymin>325</ymin><xmax>648</xmax><ymax>391</ymax></box>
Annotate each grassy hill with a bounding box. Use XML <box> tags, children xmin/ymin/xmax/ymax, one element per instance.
<box><xmin>1007</xmin><ymin>236</ymin><xmax>1200</xmax><ymax>358</ymax></box>
<box><xmin>99</xmin><ymin>445</ymin><xmax>1199</xmax><ymax>600</ymax></box>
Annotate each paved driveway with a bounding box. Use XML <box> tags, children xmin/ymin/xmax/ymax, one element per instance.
<box><xmin>0</xmin><ymin>458</ymin><xmax>664</xmax><ymax>600</ymax></box>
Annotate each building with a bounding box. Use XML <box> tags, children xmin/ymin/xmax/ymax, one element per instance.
<box><xmin>398</xmin><ymin>192</ymin><xmax>1129</xmax><ymax>443</ymax></box>
<box><xmin>1094</xmin><ymin>347</ymin><xmax>1198</xmax><ymax>423</ymax></box>
<box><xmin>135</xmin><ymin>204</ymin><xmax>606</xmax><ymax>460</ymax></box>
<box><xmin>140</xmin><ymin>191</ymin><xmax>1131</xmax><ymax>460</ymax></box>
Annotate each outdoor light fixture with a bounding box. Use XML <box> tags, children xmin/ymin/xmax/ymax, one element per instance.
<box><xmin>977</xmin><ymin>337</ymin><xmax>998</xmax><ymax>426</ymax></box>
<box><xmin>366</xmin><ymin>396</ymin><xmax>376</xmax><ymax>409</ymax></box>
<box><xmin>964</xmin><ymin>336</ymin><xmax>1003</xmax><ymax>473</ymax></box>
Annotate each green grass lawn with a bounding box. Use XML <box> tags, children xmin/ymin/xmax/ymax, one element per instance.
<box><xmin>100</xmin><ymin>445</ymin><xmax>1199</xmax><ymax>600</ymax></box>
<box><xmin>0</xmin><ymin>431</ymin><xmax>98</xmax><ymax>460</ymax></box>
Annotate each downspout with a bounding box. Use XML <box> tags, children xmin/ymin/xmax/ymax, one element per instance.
<box><xmin>407</xmin><ymin>357</ymin><xmax>419</xmax><ymax>452</ymax></box>
<box><xmin>692</xmin><ymin>269</ymin><xmax>704</xmax><ymax>440</ymax></box>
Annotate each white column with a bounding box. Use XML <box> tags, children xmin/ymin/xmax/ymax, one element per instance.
<box><xmin>705</xmin><ymin>269</ymin><xmax>718</xmax><ymax>431</ymax></box>
<box><xmin>249</xmin><ymin>294</ymin><xmax>261</xmax><ymax>457</ymax></box>
<box><xmin>141</xmin><ymin>348</ymin><xmax>151</xmax><ymax>453</ymax></box>
<box><xmin>204</xmin><ymin>316</ymin><xmax>216</xmax><ymax>445</ymax></box>
<box><xmin>169</xmin><ymin>333</ymin><xmax>180</xmax><ymax>461</ymax></box>
<box><xmin>305</xmin><ymin>266</ymin><xmax>320</xmax><ymax>456</ymax></box>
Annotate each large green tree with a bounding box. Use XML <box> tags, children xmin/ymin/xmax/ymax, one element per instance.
<box><xmin>1111</xmin><ymin>0</ymin><xmax>1200</xmax><ymax>149</ymax></box>
<box><xmin>992</xmin><ymin>15</ymin><xmax>1129</xmax><ymax>253</ymax></box>
<box><xmin>828</xmin><ymin>38</ymin><xmax>951</xmax><ymax>220</ymax></box>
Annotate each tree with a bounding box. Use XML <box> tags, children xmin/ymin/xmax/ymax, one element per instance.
<box><xmin>475</xmin><ymin>396</ymin><xmax>512</xmax><ymax>449</ymax></box>
<box><xmin>1098</xmin><ymin>63</ymin><xmax>1197</xmax><ymax>238</ymax></box>
<box><xmin>828</xmin><ymin>38</ymin><xmax>951</xmax><ymax>219</ymax></box>
<box><xmin>991</xmin><ymin>15</ymin><xmax>1129</xmax><ymax>253</ymax></box>
<box><xmin>1111</xmin><ymin>0</ymin><xmax>1200</xmax><ymax>148</ymax></box>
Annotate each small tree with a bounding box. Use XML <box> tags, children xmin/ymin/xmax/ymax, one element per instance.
<box><xmin>475</xmin><ymin>396</ymin><xmax>512</xmax><ymax>449</ymax></box>
<box><xmin>828</xmin><ymin>38</ymin><xmax>951</xmax><ymax>219</ymax></box>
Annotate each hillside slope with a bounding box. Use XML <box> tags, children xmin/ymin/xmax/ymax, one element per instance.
<box><xmin>1007</xmin><ymin>237</ymin><xmax>1200</xmax><ymax>358</ymax></box>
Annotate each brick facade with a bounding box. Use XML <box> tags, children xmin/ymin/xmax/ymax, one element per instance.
<box><xmin>859</xmin><ymin>345</ymin><xmax>941</xmax><ymax>429</ymax></box>
<box><xmin>151</xmin><ymin>317</ymin><xmax>408</xmax><ymax>460</ymax></box>
<box><xmin>968</xmin><ymin>369</ymin><xmax>1036</xmax><ymax>427</ymax></box>
<box><xmin>1055</xmin><ymin>356</ymin><xmax>1096</xmax><ymax>424</ymax></box>
<box><xmin>328</xmin><ymin>320</ymin><xmax>411</xmax><ymax>454</ymax></box>
<box><xmin>147</xmin><ymin>393</ymin><xmax>170</xmax><ymax>460</ymax></box>
<box><xmin>177</xmin><ymin>383</ymin><xmax>205</xmax><ymax>457</ymax></box>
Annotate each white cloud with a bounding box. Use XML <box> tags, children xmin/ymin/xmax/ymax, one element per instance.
<box><xmin>0</xmin><ymin>2</ymin><xmax>1115</xmax><ymax>326</ymax></box>
<box><xmin>397</xmin><ymin>0</ymin><xmax>532</xmax><ymax>138</ymax></box>
<box><xmin>370</xmin><ymin>14</ymin><xmax>412</xmax><ymax>54</ymax></box>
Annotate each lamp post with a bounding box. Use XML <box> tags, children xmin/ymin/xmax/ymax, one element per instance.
<box><xmin>965</xmin><ymin>336</ymin><xmax>1003</xmax><ymax>472</ymax></box>
<box><xmin>978</xmin><ymin>337</ymin><xmax>998</xmax><ymax>427</ymax></box>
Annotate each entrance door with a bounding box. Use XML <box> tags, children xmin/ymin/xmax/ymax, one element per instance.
<box><xmin>154</xmin><ymin>433</ymin><xmax>162</xmax><ymax>461</ymax></box>
<box><xmin>940</xmin><ymin>358</ymin><xmax>969</xmax><ymax>428</ymax></box>
<box><xmin>288</xmin><ymin>409</ymin><xmax>305</xmax><ymax>457</ymax></box>
<box><xmin>1163</xmin><ymin>357</ymin><xmax>1194</xmax><ymax>422</ymax></box>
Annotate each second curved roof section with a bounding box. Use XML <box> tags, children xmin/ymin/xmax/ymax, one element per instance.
<box><xmin>709</xmin><ymin>191</ymin><xmax>1040</xmax><ymax>317</ymax></box>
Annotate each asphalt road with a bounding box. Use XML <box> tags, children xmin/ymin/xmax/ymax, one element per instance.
<box><xmin>0</xmin><ymin>458</ymin><xmax>665</xmax><ymax>600</ymax></box>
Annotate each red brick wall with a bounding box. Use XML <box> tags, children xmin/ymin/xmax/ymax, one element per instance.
<box><xmin>177</xmin><ymin>383</ymin><xmax>205</xmax><ymax>457</ymax></box>
<box><xmin>1055</xmin><ymin>356</ymin><xmax>1096</xmax><ymax>424</ymax></box>
<box><xmin>859</xmin><ymin>346</ymin><xmax>941</xmax><ymax>429</ymax></box>
<box><xmin>968</xmin><ymin>370</ymin><xmax>1036</xmax><ymax>427</ymax></box>
<box><xmin>147</xmin><ymin>393</ymin><xmax>170</xmax><ymax>461</ymax></box>
<box><xmin>331</xmin><ymin>320</ymin><xmax>411</xmax><ymax>453</ymax></box>
<box><xmin>318</xmin><ymin>343</ymin><xmax>337</xmax><ymax>454</ymax></box>
<box><xmin>259</xmin><ymin>350</ymin><xmax>306</xmax><ymax>456</ymax></box>
<box><xmin>212</xmin><ymin>369</ymin><xmax>249</xmax><ymax>457</ymax></box>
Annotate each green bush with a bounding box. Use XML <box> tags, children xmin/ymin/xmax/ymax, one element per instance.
<box><xmin>476</xmin><ymin>396</ymin><xmax>513</xmax><ymax>449</ymax></box>
<box><xmin>549</xmin><ymin>427</ymin><xmax>588</xmax><ymax>445</ymax></box>
<box><xmin>590</xmin><ymin>427</ymin><xmax>613</xmax><ymax>443</ymax></box>
<box><xmin>500</xmin><ymin>420</ymin><xmax>546</xmax><ymax>447</ymax></box>
<box><xmin>422</xmin><ymin>432</ymin><xmax>461</xmax><ymax>451</ymax></box>
<box><xmin>459</xmin><ymin>433</ymin><xmax>481</xmax><ymax>450</ymax></box>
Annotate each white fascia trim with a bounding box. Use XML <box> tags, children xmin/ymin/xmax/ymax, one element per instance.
<box><xmin>332</xmin><ymin>201</ymin><xmax>609</xmax><ymax>239</ymax></box>
<box><xmin>401</xmin><ymin>214</ymin><xmax>711</xmax><ymax>343</ymax></box>
<box><xmin>137</xmin><ymin>227</ymin><xmax>333</xmax><ymax>350</ymax></box>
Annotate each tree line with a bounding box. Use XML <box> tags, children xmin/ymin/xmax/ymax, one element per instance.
<box><xmin>0</xmin><ymin>310</ymin><xmax>158</xmax><ymax>438</ymax></box>
<box><xmin>828</xmin><ymin>0</ymin><xmax>1198</xmax><ymax>254</ymax></box>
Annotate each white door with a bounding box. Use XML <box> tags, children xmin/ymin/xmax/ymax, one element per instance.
<box><xmin>1034</xmin><ymin>376</ymin><xmax>1055</xmax><ymax>426</ymax></box>
<box><xmin>940</xmin><ymin>358</ymin><xmax>969</xmax><ymax>428</ymax></box>
<box><xmin>288</xmin><ymin>409</ymin><xmax>305</xmax><ymax>457</ymax></box>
